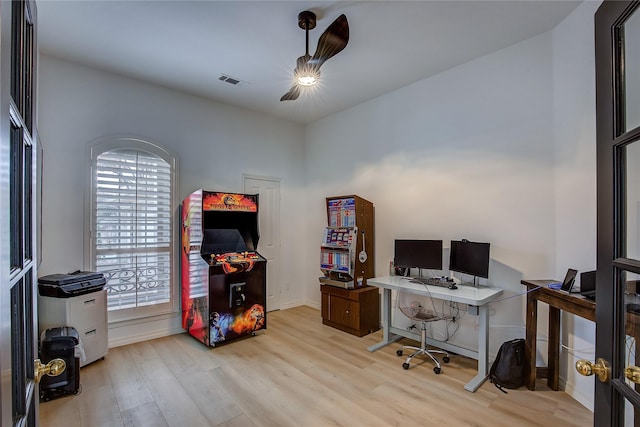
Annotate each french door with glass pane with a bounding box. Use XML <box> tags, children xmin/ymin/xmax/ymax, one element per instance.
<box><xmin>1</xmin><ymin>1</ymin><xmax>40</xmax><ymax>426</ymax></box>
<box><xmin>593</xmin><ymin>1</ymin><xmax>640</xmax><ymax>425</ymax></box>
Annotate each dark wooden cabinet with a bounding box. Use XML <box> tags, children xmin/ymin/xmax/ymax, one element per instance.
<box><xmin>320</xmin><ymin>284</ymin><xmax>379</xmax><ymax>337</ymax></box>
<box><xmin>319</xmin><ymin>195</ymin><xmax>378</xmax><ymax>336</ymax></box>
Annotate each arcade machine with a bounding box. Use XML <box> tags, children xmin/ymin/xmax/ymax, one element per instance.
<box><xmin>181</xmin><ymin>190</ymin><xmax>266</xmax><ymax>347</ymax></box>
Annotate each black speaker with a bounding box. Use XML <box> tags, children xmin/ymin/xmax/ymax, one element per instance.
<box><xmin>39</xmin><ymin>327</ymin><xmax>80</xmax><ymax>401</ymax></box>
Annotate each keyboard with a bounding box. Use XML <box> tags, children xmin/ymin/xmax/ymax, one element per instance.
<box><xmin>410</xmin><ymin>277</ymin><xmax>454</xmax><ymax>288</ymax></box>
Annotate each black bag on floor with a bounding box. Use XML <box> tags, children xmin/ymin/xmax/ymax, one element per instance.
<box><xmin>490</xmin><ymin>338</ymin><xmax>525</xmax><ymax>393</ymax></box>
<box><xmin>40</xmin><ymin>327</ymin><xmax>81</xmax><ymax>401</ymax></box>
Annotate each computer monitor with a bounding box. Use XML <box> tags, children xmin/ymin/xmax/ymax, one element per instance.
<box><xmin>449</xmin><ymin>240</ymin><xmax>490</xmax><ymax>279</ymax></box>
<box><xmin>394</xmin><ymin>239</ymin><xmax>443</xmax><ymax>270</ymax></box>
<box><xmin>580</xmin><ymin>270</ymin><xmax>596</xmax><ymax>300</ymax></box>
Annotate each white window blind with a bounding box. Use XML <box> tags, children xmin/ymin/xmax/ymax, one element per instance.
<box><xmin>94</xmin><ymin>149</ymin><xmax>172</xmax><ymax>311</ymax></box>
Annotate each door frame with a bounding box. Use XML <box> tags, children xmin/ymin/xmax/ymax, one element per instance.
<box><xmin>1</xmin><ymin>0</ymin><xmax>12</xmax><ymax>420</ymax></box>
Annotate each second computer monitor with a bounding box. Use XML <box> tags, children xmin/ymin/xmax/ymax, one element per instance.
<box><xmin>394</xmin><ymin>239</ymin><xmax>443</xmax><ymax>270</ymax></box>
<box><xmin>449</xmin><ymin>240</ymin><xmax>490</xmax><ymax>279</ymax></box>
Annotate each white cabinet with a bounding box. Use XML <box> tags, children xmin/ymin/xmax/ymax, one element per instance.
<box><xmin>38</xmin><ymin>290</ymin><xmax>108</xmax><ymax>367</ymax></box>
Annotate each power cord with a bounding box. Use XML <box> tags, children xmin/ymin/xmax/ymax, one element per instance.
<box><xmin>487</xmin><ymin>285</ymin><xmax>543</xmax><ymax>305</ymax></box>
<box><xmin>560</xmin><ymin>343</ymin><xmax>596</xmax><ymax>357</ymax></box>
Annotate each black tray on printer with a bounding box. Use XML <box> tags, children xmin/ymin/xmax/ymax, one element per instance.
<box><xmin>38</xmin><ymin>271</ymin><xmax>106</xmax><ymax>298</ymax></box>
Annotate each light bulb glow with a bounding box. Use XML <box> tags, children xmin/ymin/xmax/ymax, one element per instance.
<box><xmin>297</xmin><ymin>74</ymin><xmax>318</xmax><ymax>86</ymax></box>
<box><xmin>293</xmin><ymin>59</ymin><xmax>320</xmax><ymax>87</ymax></box>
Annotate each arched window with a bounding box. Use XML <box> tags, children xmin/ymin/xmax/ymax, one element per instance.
<box><xmin>88</xmin><ymin>137</ymin><xmax>178</xmax><ymax>321</ymax></box>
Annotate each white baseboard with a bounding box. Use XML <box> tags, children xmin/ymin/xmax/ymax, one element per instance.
<box><xmin>107</xmin><ymin>302</ymin><xmax>319</xmax><ymax>348</ymax></box>
<box><xmin>560</xmin><ymin>376</ymin><xmax>594</xmax><ymax>413</ymax></box>
<box><xmin>108</xmin><ymin>312</ymin><xmax>184</xmax><ymax>348</ymax></box>
<box><xmin>278</xmin><ymin>299</ymin><xmax>320</xmax><ymax>310</ymax></box>
<box><xmin>302</xmin><ymin>299</ymin><xmax>320</xmax><ymax>310</ymax></box>
<box><xmin>109</xmin><ymin>326</ymin><xmax>184</xmax><ymax>348</ymax></box>
<box><xmin>279</xmin><ymin>300</ymin><xmax>305</xmax><ymax>310</ymax></box>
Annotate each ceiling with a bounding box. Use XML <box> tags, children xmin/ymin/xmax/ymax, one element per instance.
<box><xmin>36</xmin><ymin>1</ymin><xmax>582</xmax><ymax>125</ymax></box>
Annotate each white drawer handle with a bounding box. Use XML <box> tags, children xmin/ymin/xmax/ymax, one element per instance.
<box><xmin>83</xmin><ymin>299</ymin><xmax>96</xmax><ymax>305</ymax></box>
<box><xmin>85</xmin><ymin>329</ymin><xmax>97</xmax><ymax>336</ymax></box>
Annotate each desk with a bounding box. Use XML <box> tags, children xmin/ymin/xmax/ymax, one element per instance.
<box><xmin>522</xmin><ymin>279</ymin><xmax>595</xmax><ymax>391</ymax></box>
<box><xmin>367</xmin><ymin>276</ymin><xmax>503</xmax><ymax>392</ymax></box>
<box><xmin>524</xmin><ymin>281</ymin><xmax>640</xmax><ymax>427</ymax></box>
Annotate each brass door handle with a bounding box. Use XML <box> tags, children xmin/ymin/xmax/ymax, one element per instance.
<box><xmin>576</xmin><ymin>358</ymin><xmax>610</xmax><ymax>383</ymax></box>
<box><xmin>34</xmin><ymin>358</ymin><xmax>66</xmax><ymax>383</ymax></box>
<box><xmin>625</xmin><ymin>366</ymin><xmax>640</xmax><ymax>384</ymax></box>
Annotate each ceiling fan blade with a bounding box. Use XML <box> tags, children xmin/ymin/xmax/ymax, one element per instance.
<box><xmin>311</xmin><ymin>14</ymin><xmax>349</xmax><ymax>67</ymax></box>
<box><xmin>280</xmin><ymin>85</ymin><xmax>301</xmax><ymax>101</ymax></box>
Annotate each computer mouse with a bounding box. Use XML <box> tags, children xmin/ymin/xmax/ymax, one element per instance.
<box><xmin>448</xmin><ymin>284</ymin><xmax>457</xmax><ymax>290</ymax></box>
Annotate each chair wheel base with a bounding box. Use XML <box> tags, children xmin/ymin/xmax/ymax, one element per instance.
<box><xmin>443</xmin><ymin>356</ymin><xmax>450</xmax><ymax>363</ymax></box>
<box><xmin>433</xmin><ymin>366</ymin><xmax>441</xmax><ymax>374</ymax></box>
<box><xmin>396</xmin><ymin>349</ymin><xmax>403</xmax><ymax>357</ymax></box>
<box><xmin>402</xmin><ymin>362</ymin><xmax>410</xmax><ymax>370</ymax></box>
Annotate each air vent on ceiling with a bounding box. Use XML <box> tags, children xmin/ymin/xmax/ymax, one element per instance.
<box><xmin>218</xmin><ymin>74</ymin><xmax>247</xmax><ymax>86</ymax></box>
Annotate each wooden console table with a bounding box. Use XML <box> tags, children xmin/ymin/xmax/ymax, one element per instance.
<box><xmin>522</xmin><ymin>279</ymin><xmax>595</xmax><ymax>391</ymax></box>
<box><xmin>524</xmin><ymin>279</ymin><xmax>640</xmax><ymax>427</ymax></box>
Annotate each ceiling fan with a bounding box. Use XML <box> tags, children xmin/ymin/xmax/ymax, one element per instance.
<box><xmin>280</xmin><ymin>11</ymin><xmax>349</xmax><ymax>101</ymax></box>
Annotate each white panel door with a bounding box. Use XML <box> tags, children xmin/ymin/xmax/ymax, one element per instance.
<box><xmin>244</xmin><ymin>176</ymin><xmax>281</xmax><ymax>311</ymax></box>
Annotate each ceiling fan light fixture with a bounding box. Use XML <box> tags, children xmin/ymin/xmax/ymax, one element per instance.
<box><xmin>280</xmin><ymin>11</ymin><xmax>349</xmax><ymax>101</ymax></box>
<box><xmin>294</xmin><ymin>60</ymin><xmax>320</xmax><ymax>86</ymax></box>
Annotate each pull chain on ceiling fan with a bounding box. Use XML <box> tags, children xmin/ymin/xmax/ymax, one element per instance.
<box><xmin>280</xmin><ymin>11</ymin><xmax>349</xmax><ymax>102</ymax></box>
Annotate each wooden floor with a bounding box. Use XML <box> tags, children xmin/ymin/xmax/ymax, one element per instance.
<box><xmin>39</xmin><ymin>305</ymin><xmax>592</xmax><ymax>427</ymax></box>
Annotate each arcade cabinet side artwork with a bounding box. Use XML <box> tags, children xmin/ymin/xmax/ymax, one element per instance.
<box><xmin>181</xmin><ymin>189</ymin><xmax>210</xmax><ymax>345</ymax></box>
<box><xmin>181</xmin><ymin>189</ymin><xmax>267</xmax><ymax>347</ymax></box>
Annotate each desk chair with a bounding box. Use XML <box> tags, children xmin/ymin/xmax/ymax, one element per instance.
<box><xmin>396</xmin><ymin>287</ymin><xmax>451</xmax><ymax>374</ymax></box>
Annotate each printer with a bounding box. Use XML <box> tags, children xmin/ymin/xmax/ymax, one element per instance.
<box><xmin>38</xmin><ymin>271</ymin><xmax>106</xmax><ymax>297</ymax></box>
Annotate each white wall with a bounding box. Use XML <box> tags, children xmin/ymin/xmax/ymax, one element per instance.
<box><xmin>37</xmin><ymin>55</ymin><xmax>307</xmax><ymax>345</ymax></box>
<box><xmin>303</xmin><ymin>0</ymin><xmax>599</xmax><ymax>409</ymax></box>
<box><xmin>305</xmin><ymin>31</ymin><xmax>556</xmax><ymax>349</ymax></box>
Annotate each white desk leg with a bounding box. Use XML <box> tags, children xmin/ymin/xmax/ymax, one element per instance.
<box><xmin>464</xmin><ymin>304</ymin><xmax>490</xmax><ymax>392</ymax></box>
<box><xmin>368</xmin><ymin>288</ymin><xmax>401</xmax><ymax>352</ymax></box>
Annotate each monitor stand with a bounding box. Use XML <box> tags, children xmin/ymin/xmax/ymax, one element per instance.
<box><xmin>417</xmin><ymin>268</ymin><xmax>434</xmax><ymax>280</ymax></box>
<box><xmin>461</xmin><ymin>275</ymin><xmax>480</xmax><ymax>287</ymax></box>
